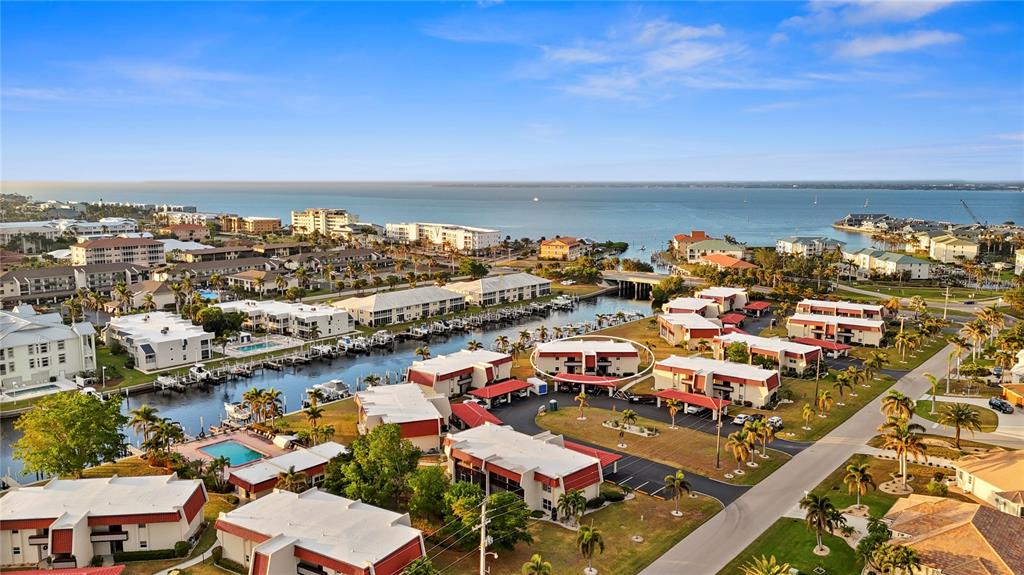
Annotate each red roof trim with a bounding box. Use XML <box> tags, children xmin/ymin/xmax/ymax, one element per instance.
<box><xmin>215</xmin><ymin>519</ymin><xmax>272</xmax><ymax>544</ymax></box>
<box><xmin>654</xmin><ymin>390</ymin><xmax>731</xmax><ymax>410</ymax></box>
<box><xmin>468</xmin><ymin>379</ymin><xmax>530</xmax><ymax>399</ymax></box>
<box><xmin>744</xmin><ymin>301</ymin><xmax>771</xmax><ymax>310</ymax></box>
<box><xmin>563</xmin><ymin>441</ymin><xmax>622</xmax><ymax>467</ymax></box>
<box><xmin>790</xmin><ymin>337</ymin><xmax>853</xmax><ymax>351</ymax></box>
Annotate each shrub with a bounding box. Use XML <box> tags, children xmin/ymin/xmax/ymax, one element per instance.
<box><xmin>216</xmin><ymin>557</ymin><xmax>247</xmax><ymax>574</ymax></box>
<box><xmin>112</xmin><ymin>549</ymin><xmax>179</xmax><ymax>562</ymax></box>
<box><xmin>530</xmin><ymin>510</ymin><xmax>546</xmax><ymax>519</ymax></box>
<box><xmin>174</xmin><ymin>540</ymin><xmax>190</xmax><ymax>557</ymax></box>
<box><xmin>90</xmin><ymin>555</ymin><xmax>104</xmax><ymax>567</ymax></box>
<box><xmin>212</xmin><ymin>547</ymin><xmax>223</xmax><ymax>563</ymax></box>
<box><xmin>926</xmin><ymin>479</ymin><xmax>948</xmax><ymax>496</ymax></box>
<box><xmin>585</xmin><ymin>495</ymin><xmax>606</xmax><ymax>509</ymax></box>
<box><xmin>601</xmin><ymin>487</ymin><xmax>626</xmax><ymax>502</ymax></box>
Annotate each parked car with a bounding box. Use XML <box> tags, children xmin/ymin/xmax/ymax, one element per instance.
<box><xmin>767</xmin><ymin>416</ymin><xmax>784</xmax><ymax>430</ymax></box>
<box><xmin>963</xmin><ymin>300</ymin><xmax>975</xmax><ymax>305</ymax></box>
<box><xmin>624</xmin><ymin>392</ymin><xmax>658</xmax><ymax>405</ymax></box>
<box><xmin>560</xmin><ymin>280</ymin><xmax>576</xmax><ymax>286</ymax></box>
<box><xmin>732</xmin><ymin>413</ymin><xmax>751</xmax><ymax>426</ymax></box>
<box><xmin>684</xmin><ymin>405</ymin><xmax>706</xmax><ymax>415</ymax></box>
<box><xmin>989</xmin><ymin>397</ymin><xmax>1014</xmax><ymax>414</ymax></box>
<box><xmin>463</xmin><ymin>398</ymin><xmax>489</xmax><ymax>410</ymax></box>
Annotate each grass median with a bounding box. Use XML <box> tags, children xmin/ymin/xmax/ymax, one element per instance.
<box><xmin>914</xmin><ymin>399</ymin><xmax>998</xmax><ymax>432</ymax></box>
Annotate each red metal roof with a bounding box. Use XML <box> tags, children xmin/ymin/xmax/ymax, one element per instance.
<box><xmin>701</xmin><ymin>253</ymin><xmax>758</xmax><ymax>269</ymax></box>
<box><xmin>790</xmin><ymin>337</ymin><xmax>852</xmax><ymax>351</ymax></box>
<box><xmin>552</xmin><ymin>373</ymin><xmax>620</xmax><ymax>387</ymax></box>
<box><xmin>563</xmin><ymin>441</ymin><xmax>623</xmax><ymax>467</ymax></box>
<box><xmin>719</xmin><ymin>312</ymin><xmax>746</xmax><ymax>325</ymax></box>
<box><xmin>744</xmin><ymin>301</ymin><xmax>772</xmax><ymax>311</ymax></box>
<box><xmin>723</xmin><ymin>326</ymin><xmax>747</xmax><ymax>335</ymax></box>
<box><xmin>13</xmin><ymin>568</ymin><xmax>126</xmax><ymax>575</ymax></box>
<box><xmin>468</xmin><ymin>379</ymin><xmax>531</xmax><ymax>399</ymax></box>
<box><xmin>654</xmin><ymin>390</ymin><xmax>731</xmax><ymax>410</ymax></box>
<box><xmin>450</xmin><ymin>402</ymin><xmax>503</xmax><ymax>427</ymax></box>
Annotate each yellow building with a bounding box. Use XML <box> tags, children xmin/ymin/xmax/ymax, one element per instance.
<box><xmin>539</xmin><ymin>236</ymin><xmax>584</xmax><ymax>261</ymax></box>
<box><xmin>220</xmin><ymin>215</ymin><xmax>282</xmax><ymax>235</ymax></box>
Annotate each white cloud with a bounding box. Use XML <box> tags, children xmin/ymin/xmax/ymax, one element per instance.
<box><xmin>744</xmin><ymin>101</ymin><xmax>801</xmax><ymax>113</ymax></box>
<box><xmin>784</xmin><ymin>0</ymin><xmax>958</xmax><ymax>30</ymax></box>
<box><xmin>837</xmin><ymin>30</ymin><xmax>962</xmax><ymax>57</ymax></box>
<box><xmin>636</xmin><ymin>20</ymin><xmax>726</xmax><ymax>43</ymax></box>
<box><xmin>769</xmin><ymin>32</ymin><xmax>789</xmax><ymax>44</ymax></box>
<box><xmin>543</xmin><ymin>46</ymin><xmax>612</xmax><ymax>64</ymax></box>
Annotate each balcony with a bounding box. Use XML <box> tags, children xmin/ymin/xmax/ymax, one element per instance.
<box><xmin>52</xmin><ymin>557</ymin><xmax>78</xmax><ymax>569</ymax></box>
<box><xmin>297</xmin><ymin>564</ymin><xmax>327</xmax><ymax>575</ymax></box>
<box><xmin>27</xmin><ymin>535</ymin><xmax>48</xmax><ymax>545</ymax></box>
<box><xmin>91</xmin><ymin>531</ymin><xmax>129</xmax><ymax>542</ymax></box>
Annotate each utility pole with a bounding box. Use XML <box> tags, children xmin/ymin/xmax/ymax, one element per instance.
<box><xmin>478</xmin><ymin>498</ymin><xmax>488</xmax><ymax>575</ymax></box>
<box><xmin>714</xmin><ymin>397</ymin><xmax>723</xmax><ymax>470</ymax></box>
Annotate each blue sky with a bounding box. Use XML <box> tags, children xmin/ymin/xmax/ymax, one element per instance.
<box><xmin>2</xmin><ymin>1</ymin><xmax>1022</xmax><ymax>181</ymax></box>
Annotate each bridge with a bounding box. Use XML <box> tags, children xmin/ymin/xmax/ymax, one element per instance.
<box><xmin>600</xmin><ymin>270</ymin><xmax>674</xmax><ymax>299</ymax></box>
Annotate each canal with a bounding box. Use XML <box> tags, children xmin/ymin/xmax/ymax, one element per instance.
<box><xmin>1</xmin><ymin>295</ymin><xmax>652</xmax><ymax>482</ymax></box>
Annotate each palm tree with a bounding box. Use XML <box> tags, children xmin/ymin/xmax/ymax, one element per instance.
<box><xmin>521</xmin><ymin>554</ymin><xmax>552</xmax><ymax>575</ymax></box>
<box><xmin>726</xmin><ymin>431</ymin><xmax>752</xmax><ymax>474</ymax></box>
<box><xmin>739</xmin><ymin>556</ymin><xmax>791</xmax><ymax>575</ymax></box>
<box><xmin>466</xmin><ymin>339</ymin><xmax>482</xmax><ymax>351</ymax></box>
<box><xmin>618</xmin><ymin>409</ymin><xmax>638</xmax><ymax>447</ymax></box>
<box><xmin>275</xmin><ymin>465</ymin><xmax>309</xmax><ymax>493</ymax></box>
<box><xmin>873</xmin><ymin>543</ymin><xmax>921</xmax><ymax>574</ymax></box>
<box><xmin>363</xmin><ymin>373</ymin><xmax>381</xmax><ymax>387</ymax></box>
<box><xmin>576</xmin><ymin>524</ymin><xmax>604</xmax><ymax>575</ymax></box>
<box><xmin>881</xmin><ymin>422</ymin><xmax>928</xmax><ymax>487</ymax></box>
<box><xmin>948</xmin><ymin>335</ymin><xmax>970</xmax><ymax>385</ymax></box>
<box><xmin>208</xmin><ymin>455</ymin><xmax>231</xmax><ymax>491</ymax></box>
<box><xmin>843</xmin><ymin>463</ymin><xmax>876</xmax><ymax>509</ymax></box>
<box><xmin>845</xmin><ymin>366</ymin><xmax>865</xmax><ymax>395</ymax></box>
<box><xmin>141</xmin><ymin>293</ymin><xmax>156</xmax><ymax>312</ymax></box>
<box><xmin>275</xmin><ymin>274</ymin><xmax>288</xmax><ymax>293</ymax></box>
<box><xmin>664</xmin><ymin>470</ymin><xmax>692</xmax><ymax>516</ymax></box>
<box><xmin>575</xmin><ymin>391</ymin><xmax>588</xmax><ymax>420</ymax></box>
<box><xmin>128</xmin><ymin>404</ymin><xmax>160</xmax><ymax>443</ymax></box>
<box><xmin>863</xmin><ymin>351</ymin><xmax>887</xmax><ymax>384</ymax></box>
<box><xmin>937</xmin><ymin>403</ymin><xmax>983</xmax><ymax>448</ymax></box>
<box><xmin>557</xmin><ymin>488</ymin><xmax>587</xmax><ymax>525</ymax></box>
<box><xmin>307</xmin><ymin>387</ymin><xmax>325</xmax><ymax>409</ymax></box>
<box><xmin>880</xmin><ymin>390</ymin><xmax>914</xmax><ymax>421</ymax></box>
<box><xmin>518</xmin><ymin>329</ymin><xmax>532</xmax><ymax>347</ymax></box>
<box><xmin>665</xmin><ymin>398</ymin><xmax>682</xmax><ymax>429</ymax></box>
<box><xmin>744</xmin><ymin>419</ymin><xmax>767</xmax><ymax>456</ymax></box>
<box><xmin>977</xmin><ymin>305</ymin><xmax>1004</xmax><ymax>341</ymax></box>
<box><xmin>261</xmin><ymin>388</ymin><xmax>283</xmax><ymax>425</ymax></box>
<box><xmin>894</xmin><ymin>330</ymin><xmax>914</xmax><ymax>360</ymax></box>
<box><xmin>832</xmin><ymin>373</ymin><xmax>853</xmax><ymax>404</ymax></box>
<box><xmin>113</xmin><ymin>282</ymin><xmax>132</xmax><ymax>315</ymax></box>
<box><xmin>414</xmin><ymin>345</ymin><xmax>432</xmax><ymax>361</ymax></box>
<box><xmin>817</xmin><ymin>390</ymin><xmax>834</xmax><ymax>416</ymax></box>
<box><xmin>305</xmin><ymin>405</ymin><xmax>324</xmax><ymax>431</ymax></box>
<box><xmin>493</xmin><ymin>335</ymin><xmax>510</xmax><ymax>353</ymax></box>
<box><xmin>801</xmin><ymin>403</ymin><xmax>815</xmax><ymax>430</ymax></box>
<box><xmin>961</xmin><ymin>320</ymin><xmax>989</xmax><ymax>360</ymax></box>
<box><xmin>537</xmin><ymin>325</ymin><xmax>549</xmax><ymax>342</ymax></box>
<box><xmin>799</xmin><ymin>493</ymin><xmax>840</xmax><ymax>554</ymax></box>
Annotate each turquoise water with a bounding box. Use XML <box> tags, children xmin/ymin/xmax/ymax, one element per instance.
<box><xmin>236</xmin><ymin>342</ymin><xmax>278</xmax><ymax>353</ymax></box>
<box><xmin>197</xmin><ymin>289</ymin><xmax>220</xmax><ymax>301</ymax></box>
<box><xmin>199</xmin><ymin>440</ymin><xmax>264</xmax><ymax>466</ymax></box>
<box><xmin>3</xmin><ymin>384</ymin><xmax>59</xmax><ymax>398</ymax></box>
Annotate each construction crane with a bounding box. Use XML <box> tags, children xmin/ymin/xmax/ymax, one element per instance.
<box><xmin>960</xmin><ymin>199</ymin><xmax>984</xmax><ymax>225</ymax></box>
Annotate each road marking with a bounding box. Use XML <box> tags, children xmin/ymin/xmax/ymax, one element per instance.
<box><xmin>649</xmin><ymin>486</ymin><xmax>666</xmax><ymax>497</ymax></box>
<box><xmin>632</xmin><ymin>481</ymin><xmax>649</xmax><ymax>492</ymax></box>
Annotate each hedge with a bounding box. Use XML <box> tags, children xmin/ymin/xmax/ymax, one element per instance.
<box><xmin>112</xmin><ymin>548</ymin><xmax>180</xmax><ymax>562</ymax></box>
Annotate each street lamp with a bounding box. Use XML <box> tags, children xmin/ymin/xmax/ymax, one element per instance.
<box><xmin>101</xmin><ymin>366</ymin><xmax>107</xmax><ymax>389</ymax></box>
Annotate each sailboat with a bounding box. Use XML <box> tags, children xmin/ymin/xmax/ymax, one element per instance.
<box><xmin>863</xmin><ymin>198</ymin><xmax>870</xmax><ymax>209</ymax></box>
<box><xmin>813</xmin><ymin>195</ymin><xmax>818</xmax><ymax>206</ymax></box>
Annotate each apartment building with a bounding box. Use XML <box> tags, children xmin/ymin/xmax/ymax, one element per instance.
<box><xmin>796</xmin><ymin>299</ymin><xmax>884</xmax><ymax>319</ymax></box>
<box><xmin>930</xmin><ymin>234</ymin><xmax>981</xmax><ymax>263</ymax></box>
<box><xmin>695</xmin><ymin>286</ymin><xmax>749</xmax><ymax>313</ymax></box>
<box><xmin>662</xmin><ymin>297</ymin><xmax>719</xmax><ymax>317</ymax></box>
<box><xmin>446</xmin><ymin>272</ymin><xmax>551</xmax><ymax>306</ymax></box>
<box><xmin>385</xmin><ymin>222</ymin><xmax>500</xmax><ymax>253</ymax></box>
<box><xmin>0</xmin><ymin>263</ymin><xmax>149</xmax><ymax>303</ymax></box>
<box><xmin>786</xmin><ymin>313</ymin><xmax>885</xmax><ymax>347</ymax></box>
<box><xmin>535</xmin><ymin>339</ymin><xmax>640</xmax><ymax>377</ymax></box>
<box><xmin>278</xmin><ymin>248</ymin><xmax>388</xmax><ymax>273</ymax></box>
<box><xmin>58</xmin><ymin>218</ymin><xmax>139</xmax><ymax>240</ymax></box>
<box><xmin>180</xmin><ymin>246</ymin><xmax>257</xmax><ymax>263</ymax></box>
<box><xmin>227</xmin><ymin>442</ymin><xmax>347</xmax><ymax>501</ymax></box>
<box><xmin>685</xmin><ymin>239</ymin><xmax>746</xmax><ymax>263</ymax></box>
<box><xmin>253</xmin><ymin>242</ymin><xmax>312</xmax><ymax>258</ymax></box>
<box><xmin>1016</xmin><ymin>248</ymin><xmax>1024</xmax><ymax>275</ymax></box>
<box><xmin>215</xmin><ymin>489</ymin><xmax>425</xmax><ymax>575</ymax></box>
<box><xmin>0</xmin><ymin>475</ymin><xmax>207</xmax><ymax>569</ymax></box>
<box><xmin>657</xmin><ymin>313</ymin><xmax>723</xmax><ymax>349</ymax></box>
<box><xmin>105</xmin><ymin>312</ymin><xmax>214</xmax><ymax>371</ymax></box>
<box><xmin>290</xmin><ymin>208</ymin><xmax>361</xmax><ymax>237</ymax></box>
<box><xmin>0</xmin><ymin>306</ymin><xmax>96</xmax><ymax>395</ymax></box>
<box><xmin>224</xmin><ymin>270</ymin><xmax>298</xmax><ymax>295</ymax></box>
<box><xmin>954</xmin><ymin>450</ymin><xmax>1024</xmax><ymax>517</ymax></box>
<box><xmin>444</xmin><ymin>424</ymin><xmax>609</xmax><ymax>519</ymax></box>
<box><xmin>158</xmin><ymin>212</ymin><xmax>221</xmax><ymax>226</ymax></box>
<box><xmin>124</xmin><ymin>280</ymin><xmax>177</xmax><ymax>311</ymax></box>
<box><xmin>219</xmin><ymin>215</ymin><xmax>282</xmax><ymax>235</ymax></box>
<box><xmin>216</xmin><ymin>300</ymin><xmax>353</xmax><ymax>339</ymax></box>
<box><xmin>843</xmin><ymin>248</ymin><xmax>931</xmax><ymax>280</ymax></box>
<box><xmin>539</xmin><ymin>237</ymin><xmax>585</xmax><ymax>261</ymax></box>
<box><xmin>159</xmin><ymin>224</ymin><xmax>209</xmax><ymax>241</ymax></box>
<box><xmin>0</xmin><ymin>221</ymin><xmax>62</xmax><ymax>243</ymax></box>
<box><xmin>355</xmin><ymin>384</ymin><xmax>452</xmax><ymax>452</ymax></box>
<box><xmin>151</xmin><ymin>257</ymin><xmax>273</xmax><ymax>283</ymax></box>
<box><xmin>334</xmin><ymin>286</ymin><xmax>466</xmax><ymax>327</ymax></box>
<box><xmin>406</xmin><ymin>349</ymin><xmax>513</xmax><ymax>398</ymax></box>
<box><xmin>775</xmin><ymin>236</ymin><xmax>845</xmax><ymax>257</ymax></box>
<box><xmin>653</xmin><ymin>355</ymin><xmax>780</xmax><ymax>408</ymax></box>
<box><xmin>71</xmin><ymin>237</ymin><xmax>164</xmax><ymax>267</ymax></box>
<box><xmin>712</xmin><ymin>332</ymin><xmax>821</xmax><ymax>374</ymax></box>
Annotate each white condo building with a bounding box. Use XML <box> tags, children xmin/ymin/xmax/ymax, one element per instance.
<box><xmin>105</xmin><ymin>312</ymin><xmax>214</xmax><ymax>371</ymax></box>
<box><xmin>0</xmin><ymin>306</ymin><xmax>97</xmax><ymax>399</ymax></box>
<box><xmin>446</xmin><ymin>272</ymin><xmax>550</xmax><ymax>306</ymax></box>
<box><xmin>356</xmin><ymin>384</ymin><xmax>452</xmax><ymax>452</ymax></box>
<box><xmin>334</xmin><ymin>286</ymin><xmax>466</xmax><ymax>327</ymax></box>
<box><xmin>385</xmin><ymin>222</ymin><xmax>500</xmax><ymax>252</ymax></box>
<box><xmin>290</xmin><ymin>207</ymin><xmax>362</xmax><ymax>237</ymax></box>
<box><xmin>775</xmin><ymin>236</ymin><xmax>845</xmax><ymax>257</ymax></box>
<box><xmin>216</xmin><ymin>300</ymin><xmax>353</xmax><ymax>339</ymax></box>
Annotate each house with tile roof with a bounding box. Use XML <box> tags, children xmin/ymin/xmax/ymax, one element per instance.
<box><xmin>539</xmin><ymin>236</ymin><xmax>586</xmax><ymax>261</ymax></box>
<box><xmin>684</xmin><ymin>239</ymin><xmax>747</xmax><ymax>263</ymax></box>
<box><xmin>955</xmin><ymin>450</ymin><xmax>1024</xmax><ymax>517</ymax></box>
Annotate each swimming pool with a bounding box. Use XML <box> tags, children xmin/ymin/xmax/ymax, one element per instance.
<box><xmin>235</xmin><ymin>341</ymin><xmax>279</xmax><ymax>353</ymax></box>
<box><xmin>199</xmin><ymin>440</ymin><xmax>264</xmax><ymax>466</ymax></box>
<box><xmin>2</xmin><ymin>384</ymin><xmax>60</xmax><ymax>398</ymax></box>
<box><xmin>197</xmin><ymin>289</ymin><xmax>220</xmax><ymax>301</ymax></box>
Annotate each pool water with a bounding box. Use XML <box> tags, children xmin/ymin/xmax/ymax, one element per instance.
<box><xmin>199</xmin><ymin>440</ymin><xmax>264</xmax><ymax>466</ymax></box>
<box><xmin>3</xmin><ymin>384</ymin><xmax>60</xmax><ymax>398</ymax></box>
<box><xmin>236</xmin><ymin>342</ymin><xmax>278</xmax><ymax>353</ymax></box>
<box><xmin>197</xmin><ymin>290</ymin><xmax>220</xmax><ymax>301</ymax></box>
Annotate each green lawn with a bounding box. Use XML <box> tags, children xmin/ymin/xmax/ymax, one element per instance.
<box><xmin>552</xmin><ymin>283</ymin><xmax>613</xmax><ymax>297</ymax></box>
<box><xmin>538</xmin><ymin>406</ymin><xmax>790</xmax><ymax>485</ymax></box>
<box><xmin>82</xmin><ymin>455</ymin><xmax>175</xmax><ymax>478</ymax></box>
<box><xmin>867</xmin><ymin>433</ymin><xmax>1001</xmax><ymax>461</ymax></box>
<box><xmin>435</xmin><ymin>491</ymin><xmax>721</xmax><ymax>575</ymax></box>
<box><xmin>843</xmin><ymin>282</ymin><xmax>1004</xmax><ymax>302</ymax></box>
<box><xmin>717</xmin><ymin>518</ymin><xmax>862</xmax><ymax>575</ymax></box>
<box><xmin>914</xmin><ymin>400</ymin><xmax>998</xmax><ymax>432</ymax></box>
<box><xmin>849</xmin><ymin>331</ymin><xmax>948</xmax><ymax>371</ymax></box>
<box><xmin>278</xmin><ymin>396</ymin><xmax>360</xmax><ymax>444</ymax></box>
<box><xmin>594</xmin><ymin>317</ymin><xmax>693</xmax><ymax>363</ymax></box>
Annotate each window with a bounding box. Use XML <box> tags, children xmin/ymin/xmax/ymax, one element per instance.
<box><xmin>138</xmin><ymin>524</ymin><xmax>145</xmax><ymax>528</ymax></box>
<box><xmin>28</xmin><ymin>359</ymin><xmax>35</xmax><ymax>369</ymax></box>
<box><xmin>58</xmin><ymin>354</ymin><xmax>66</xmax><ymax>364</ymax></box>
<box><xmin>58</xmin><ymin>341</ymin><xmax>65</xmax><ymax>350</ymax></box>
<box><xmin>542</xmin><ymin>499</ymin><xmax>552</xmax><ymax>511</ymax></box>
<box><xmin>139</xmin><ymin>541</ymin><xmax>148</xmax><ymax>548</ymax></box>
<box><xmin>542</xmin><ymin>483</ymin><xmax>551</xmax><ymax>493</ymax></box>
<box><xmin>12</xmin><ymin>547</ymin><xmax>21</xmax><ymax>555</ymax></box>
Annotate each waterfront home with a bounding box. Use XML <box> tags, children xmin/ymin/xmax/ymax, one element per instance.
<box><xmin>534</xmin><ymin>339</ymin><xmax>640</xmax><ymax>377</ymax></box>
<box><xmin>124</xmin><ymin>280</ymin><xmax>177</xmax><ymax>311</ymax></box>
<box><xmin>71</xmin><ymin>237</ymin><xmax>164</xmax><ymax>267</ymax></box>
<box><xmin>662</xmin><ymin>296</ymin><xmax>719</xmax><ymax>317</ymax></box>
<box><xmin>883</xmin><ymin>494</ymin><xmax>1024</xmax><ymax>575</ymax></box>
<box><xmin>446</xmin><ymin>272</ymin><xmax>551</xmax><ymax>306</ymax></box>
<box><xmin>671</xmin><ymin>230</ymin><xmax>711</xmax><ymax>254</ymax></box>
<box><xmin>954</xmin><ymin>450</ymin><xmax>1024</xmax><ymax>517</ymax></box>
<box><xmin>105</xmin><ymin>312</ymin><xmax>214</xmax><ymax>371</ymax></box>
<box><xmin>253</xmin><ymin>242</ymin><xmax>312</xmax><ymax>258</ymax></box>
<box><xmin>842</xmin><ymin>247</ymin><xmax>931</xmax><ymax>280</ymax></box>
<box><xmin>179</xmin><ymin>246</ymin><xmax>257</xmax><ymax>263</ymax></box>
<box><xmin>795</xmin><ymin>299</ymin><xmax>884</xmax><ymax>319</ymax></box>
<box><xmin>228</xmin><ymin>442</ymin><xmax>347</xmax><ymax>500</ymax></box>
<box><xmin>444</xmin><ymin>424</ymin><xmax>614</xmax><ymax>519</ymax></box>
<box><xmin>775</xmin><ymin>235</ymin><xmax>845</xmax><ymax>257</ymax></box>
<box><xmin>290</xmin><ymin>207</ymin><xmax>361</xmax><ymax>236</ymax></box>
<box><xmin>700</xmin><ymin>253</ymin><xmax>758</xmax><ymax>271</ymax></box>
<box><xmin>159</xmin><ymin>223</ymin><xmax>210</xmax><ymax>242</ymax></box>
<box><xmin>216</xmin><ymin>300</ymin><xmax>353</xmax><ymax>339</ymax></box>
<box><xmin>0</xmin><ymin>263</ymin><xmax>149</xmax><ymax>304</ymax></box>
<box><xmin>406</xmin><ymin>349</ymin><xmax>512</xmax><ymax>397</ymax></box>
<box><xmin>904</xmin><ymin>229</ymin><xmax>947</xmax><ymax>253</ymax></box>
<box><xmin>356</xmin><ymin>384</ymin><xmax>451</xmax><ymax>452</ymax></box>
<box><xmin>685</xmin><ymin>239</ymin><xmax>746</xmax><ymax>264</ymax></box>
<box><xmin>695</xmin><ymin>286</ymin><xmax>749</xmax><ymax>313</ymax></box>
<box><xmin>0</xmin><ymin>475</ymin><xmax>207</xmax><ymax>569</ymax></box>
<box><xmin>0</xmin><ymin>306</ymin><xmax>96</xmax><ymax>398</ymax></box>
<box><xmin>215</xmin><ymin>489</ymin><xmax>425</xmax><ymax>575</ymax></box>
<box><xmin>385</xmin><ymin>222</ymin><xmax>500</xmax><ymax>253</ymax></box>
<box><xmin>223</xmin><ymin>269</ymin><xmax>297</xmax><ymax>295</ymax></box>
<box><xmin>930</xmin><ymin>234</ymin><xmax>981</xmax><ymax>263</ymax></box>
<box><xmin>539</xmin><ymin>236</ymin><xmax>586</xmax><ymax>261</ymax></box>
<box><xmin>220</xmin><ymin>215</ymin><xmax>282</xmax><ymax>235</ymax></box>
<box><xmin>712</xmin><ymin>332</ymin><xmax>821</xmax><ymax>375</ymax></box>
<box><xmin>657</xmin><ymin>313</ymin><xmax>723</xmax><ymax>349</ymax></box>
<box><xmin>59</xmin><ymin>217</ymin><xmax>139</xmax><ymax>241</ymax></box>
<box><xmin>786</xmin><ymin>313</ymin><xmax>885</xmax><ymax>347</ymax></box>
<box><xmin>653</xmin><ymin>355</ymin><xmax>780</xmax><ymax>409</ymax></box>
<box><xmin>151</xmin><ymin>257</ymin><xmax>273</xmax><ymax>284</ymax></box>
<box><xmin>333</xmin><ymin>285</ymin><xmax>466</xmax><ymax>327</ymax></box>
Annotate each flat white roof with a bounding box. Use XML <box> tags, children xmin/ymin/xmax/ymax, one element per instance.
<box><xmin>447</xmin><ymin>272</ymin><xmax>549</xmax><ymax>295</ymax></box>
<box><xmin>159</xmin><ymin>239</ymin><xmax>214</xmax><ymax>252</ymax></box>
<box><xmin>217</xmin><ymin>299</ymin><xmax>344</xmax><ymax>320</ymax></box>
<box><xmin>696</xmin><ymin>286</ymin><xmax>747</xmax><ymax>298</ymax></box>
<box><xmin>410</xmin><ymin>349</ymin><xmax>510</xmax><ymax>375</ymax></box>
<box><xmin>798</xmin><ymin>299</ymin><xmax>883</xmax><ymax>313</ymax></box>
<box><xmin>659</xmin><ymin>313</ymin><xmax>721</xmax><ymax>329</ymax></box>
<box><xmin>106</xmin><ymin>311</ymin><xmax>210</xmax><ymax>343</ymax></box>
<box><xmin>789</xmin><ymin>313</ymin><xmax>885</xmax><ymax>329</ymax></box>
<box><xmin>655</xmin><ymin>355</ymin><xmax>776</xmax><ymax>381</ymax></box>
<box><xmin>1</xmin><ymin>306</ymin><xmax>94</xmax><ymax>347</ymax></box>
<box><xmin>0</xmin><ymin>475</ymin><xmax>201</xmax><ymax>521</ymax></box>
<box><xmin>334</xmin><ymin>286</ymin><xmax>464</xmax><ymax>313</ymax></box>
<box><xmin>447</xmin><ymin>423</ymin><xmax>599</xmax><ymax>478</ymax></box>
<box><xmin>388</xmin><ymin>222</ymin><xmax>498</xmax><ymax>233</ymax></box>
<box><xmin>664</xmin><ymin>297</ymin><xmax>715</xmax><ymax>311</ymax></box>
<box><xmin>536</xmin><ymin>339</ymin><xmax>637</xmax><ymax>354</ymax></box>
<box><xmin>218</xmin><ymin>489</ymin><xmax>421</xmax><ymax>568</ymax></box>
<box><xmin>230</xmin><ymin>442</ymin><xmax>346</xmax><ymax>486</ymax></box>
<box><xmin>356</xmin><ymin>384</ymin><xmax>444</xmax><ymax>424</ymax></box>
<box><xmin>715</xmin><ymin>332</ymin><xmax>819</xmax><ymax>355</ymax></box>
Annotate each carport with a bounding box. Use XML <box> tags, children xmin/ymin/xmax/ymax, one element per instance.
<box><xmin>720</xmin><ymin>312</ymin><xmax>747</xmax><ymax>328</ymax></box>
<box><xmin>450</xmin><ymin>401</ymin><xmax>503</xmax><ymax>429</ymax></box>
<box><xmin>744</xmin><ymin>300</ymin><xmax>771</xmax><ymax>317</ymax></box>
<box><xmin>791</xmin><ymin>337</ymin><xmax>852</xmax><ymax>358</ymax></box>
<box><xmin>468</xmin><ymin>379</ymin><xmax>532</xmax><ymax>409</ymax></box>
<box><xmin>654</xmin><ymin>389</ymin><xmax>731</xmax><ymax>420</ymax></box>
<box><xmin>564</xmin><ymin>440</ymin><xmax>623</xmax><ymax>475</ymax></box>
<box><xmin>552</xmin><ymin>373</ymin><xmax>621</xmax><ymax>396</ymax></box>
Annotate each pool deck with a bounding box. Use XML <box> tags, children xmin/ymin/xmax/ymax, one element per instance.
<box><xmin>223</xmin><ymin>334</ymin><xmax>304</xmax><ymax>358</ymax></box>
<box><xmin>172</xmin><ymin>430</ymin><xmax>289</xmax><ymax>467</ymax></box>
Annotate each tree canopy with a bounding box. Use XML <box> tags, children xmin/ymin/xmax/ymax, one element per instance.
<box><xmin>322</xmin><ymin>423</ymin><xmax>420</xmax><ymax>509</ymax></box>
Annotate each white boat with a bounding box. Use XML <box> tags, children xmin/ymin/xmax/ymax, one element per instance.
<box><xmin>189</xmin><ymin>363</ymin><xmax>212</xmax><ymax>381</ymax></box>
<box><xmin>224</xmin><ymin>401</ymin><xmax>252</xmax><ymax>422</ymax></box>
<box><xmin>303</xmin><ymin>379</ymin><xmax>350</xmax><ymax>406</ymax></box>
